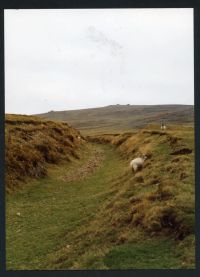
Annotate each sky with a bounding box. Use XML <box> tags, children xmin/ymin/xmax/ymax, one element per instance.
<box><xmin>5</xmin><ymin>8</ymin><xmax>194</xmax><ymax>115</ymax></box>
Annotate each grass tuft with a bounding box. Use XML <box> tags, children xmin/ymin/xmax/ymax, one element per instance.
<box><xmin>5</xmin><ymin>114</ymin><xmax>84</xmax><ymax>192</ymax></box>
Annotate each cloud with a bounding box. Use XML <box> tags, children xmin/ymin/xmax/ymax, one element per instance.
<box><xmin>4</xmin><ymin>8</ymin><xmax>194</xmax><ymax>115</ymax></box>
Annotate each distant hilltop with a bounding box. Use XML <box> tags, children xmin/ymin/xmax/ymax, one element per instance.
<box><xmin>36</xmin><ymin>104</ymin><xmax>194</xmax><ymax>134</ymax></box>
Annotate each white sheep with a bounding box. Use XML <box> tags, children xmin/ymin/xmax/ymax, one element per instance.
<box><xmin>161</xmin><ymin>124</ymin><xmax>167</xmax><ymax>131</ymax></box>
<box><xmin>130</xmin><ymin>155</ymin><xmax>147</xmax><ymax>172</ymax></box>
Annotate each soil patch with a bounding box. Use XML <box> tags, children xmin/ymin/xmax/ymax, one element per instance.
<box><xmin>63</xmin><ymin>148</ymin><xmax>105</xmax><ymax>182</ymax></box>
<box><xmin>170</xmin><ymin>148</ymin><xmax>192</xmax><ymax>155</ymax></box>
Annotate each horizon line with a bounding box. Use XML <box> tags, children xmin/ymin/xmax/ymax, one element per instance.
<box><xmin>5</xmin><ymin>103</ymin><xmax>194</xmax><ymax>116</ymax></box>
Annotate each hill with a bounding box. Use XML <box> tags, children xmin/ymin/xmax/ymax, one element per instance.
<box><xmin>5</xmin><ymin>114</ymin><xmax>85</xmax><ymax>192</ymax></box>
<box><xmin>36</xmin><ymin>104</ymin><xmax>194</xmax><ymax>134</ymax></box>
<box><xmin>6</xmin><ymin>123</ymin><xmax>195</xmax><ymax>269</ymax></box>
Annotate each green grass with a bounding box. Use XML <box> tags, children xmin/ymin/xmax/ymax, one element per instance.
<box><xmin>6</xmin><ymin>125</ymin><xmax>195</xmax><ymax>270</ymax></box>
<box><xmin>81</xmin><ymin>127</ymin><xmax>195</xmax><ymax>269</ymax></box>
<box><xmin>104</xmin><ymin>239</ymin><xmax>183</xmax><ymax>269</ymax></box>
<box><xmin>6</xmin><ymin>144</ymin><xmax>127</xmax><ymax>269</ymax></box>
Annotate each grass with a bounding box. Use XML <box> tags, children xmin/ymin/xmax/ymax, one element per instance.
<box><xmin>5</xmin><ymin>114</ymin><xmax>84</xmax><ymax>192</ymax></box>
<box><xmin>84</xmin><ymin>125</ymin><xmax>195</xmax><ymax>268</ymax></box>
<box><xmin>6</xmin><ymin>144</ymin><xmax>128</xmax><ymax>269</ymax></box>
<box><xmin>104</xmin><ymin>239</ymin><xmax>183</xmax><ymax>269</ymax></box>
<box><xmin>6</xmin><ymin>120</ymin><xmax>195</xmax><ymax>269</ymax></box>
<box><xmin>36</xmin><ymin>104</ymin><xmax>194</xmax><ymax>135</ymax></box>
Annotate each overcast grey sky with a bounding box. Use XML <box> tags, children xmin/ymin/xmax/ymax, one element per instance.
<box><xmin>5</xmin><ymin>8</ymin><xmax>194</xmax><ymax>115</ymax></box>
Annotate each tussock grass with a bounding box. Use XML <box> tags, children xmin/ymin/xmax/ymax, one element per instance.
<box><xmin>5</xmin><ymin>114</ymin><xmax>84</xmax><ymax>192</ymax></box>
<box><xmin>6</xmin><ymin>122</ymin><xmax>195</xmax><ymax>269</ymax></box>
<box><xmin>84</xmin><ymin>125</ymin><xmax>195</xmax><ymax>268</ymax></box>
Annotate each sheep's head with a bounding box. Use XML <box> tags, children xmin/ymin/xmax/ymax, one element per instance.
<box><xmin>141</xmin><ymin>154</ymin><xmax>148</xmax><ymax>161</ymax></box>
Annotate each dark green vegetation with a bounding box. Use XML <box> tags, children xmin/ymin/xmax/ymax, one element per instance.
<box><xmin>37</xmin><ymin>104</ymin><xmax>194</xmax><ymax>134</ymax></box>
<box><xmin>6</xmin><ymin>114</ymin><xmax>195</xmax><ymax>269</ymax></box>
<box><xmin>104</xmin><ymin>239</ymin><xmax>184</xmax><ymax>269</ymax></box>
<box><xmin>5</xmin><ymin>114</ymin><xmax>84</xmax><ymax>192</ymax></box>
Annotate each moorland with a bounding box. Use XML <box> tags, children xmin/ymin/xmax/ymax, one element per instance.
<box><xmin>6</xmin><ymin>105</ymin><xmax>195</xmax><ymax>269</ymax></box>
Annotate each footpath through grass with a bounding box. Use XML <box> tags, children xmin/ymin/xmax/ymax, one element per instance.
<box><xmin>6</xmin><ymin>143</ymin><xmax>127</xmax><ymax>269</ymax></box>
<box><xmin>6</xmin><ymin>140</ymin><xmax>194</xmax><ymax>269</ymax></box>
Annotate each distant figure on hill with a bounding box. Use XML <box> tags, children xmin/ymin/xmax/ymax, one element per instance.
<box><xmin>161</xmin><ymin>123</ymin><xmax>166</xmax><ymax>131</ymax></box>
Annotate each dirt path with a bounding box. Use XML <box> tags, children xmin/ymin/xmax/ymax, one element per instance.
<box><xmin>62</xmin><ymin>147</ymin><xmax>105</xmax><ymax>182</ymax></box>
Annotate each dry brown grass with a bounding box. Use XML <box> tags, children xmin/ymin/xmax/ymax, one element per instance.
<box><xmin>5</xmin><ymin>114</ymin><xmax>85</xmax><ymax>192</ymax></box>
<box><xmin>86</xmin><ymin>125</ymin><xmax>195</xmax><ymax>243</ymax></box>
<box><xmin>6</xmin><ymin>121</ymin><xmax>195</xmax><ymax>268</ymax></box>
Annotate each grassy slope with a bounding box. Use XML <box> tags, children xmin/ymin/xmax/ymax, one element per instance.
<box><xmin>37</xmin><ymin>104</ymin><xmax>194</xmax><ymax>135</ymax></box>
<box><xmin>6</xmin><ymin>144</ymin><xmax>127</xmax><ymax>269</ymax></box>
<box><xmin>6</xmin><ymin>124</ymin><xmax>195</xmax><ymax>269</ymax></box>
<box><xmin>5</xmin><ymin>114</ymin><xmax>84</xmax><ymax>192</ymax></box>
<box><xmin>82</xmin><ymin>125</ymin><xmax>195</xmax><ymax>269</ymax></box>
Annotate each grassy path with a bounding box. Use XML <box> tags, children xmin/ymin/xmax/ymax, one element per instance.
<box><xmin>6</xmin><ymin>143</ymin><xmax>128</xmax><ymax>270</ymax></box>
<box><xmin>6</xmin><ymin>141</ymin><xmax>193</xmax><ymax>270</ymax></box>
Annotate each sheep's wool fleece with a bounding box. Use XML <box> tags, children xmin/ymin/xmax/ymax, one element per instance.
<box><xmin>130</xmin><ymin>158</ymin><xmax>144</xmax><ymax>166</ymax></box>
